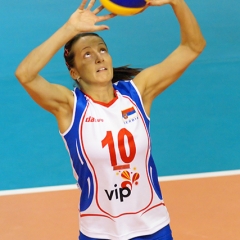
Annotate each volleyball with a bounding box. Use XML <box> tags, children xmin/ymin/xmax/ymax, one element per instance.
<box><xmin>100</xmin><ymin>0</ymin><xmax>147</xmax><ymax>16</ymax></box>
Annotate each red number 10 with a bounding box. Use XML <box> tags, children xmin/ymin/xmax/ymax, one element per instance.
<box><xmin>101</xmin><ymin>128</ymin><xmax>136</xmax><ymax>169</ymax></box>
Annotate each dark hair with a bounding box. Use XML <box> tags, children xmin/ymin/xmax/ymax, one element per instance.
<box><xmin>64</xmin><ymin>33</ymin><xmax>142</xmax><ymax>84</ymax></box>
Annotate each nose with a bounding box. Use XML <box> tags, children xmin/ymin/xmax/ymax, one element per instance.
<box><xmin>95</xmin><ymin>52</ymin><xmax>104</xmax><ymax>64</ymax></box>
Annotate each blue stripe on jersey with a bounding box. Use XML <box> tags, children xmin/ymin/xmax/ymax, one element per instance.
<box><xmin>148</xmin><ymin>155</ymin><xmax>163</xmax><ymax>200</ymax></box>
<box><xmin>63</xmin><ymin>89</ymin><xmax>94</xmax><ymax>211</ymax></box>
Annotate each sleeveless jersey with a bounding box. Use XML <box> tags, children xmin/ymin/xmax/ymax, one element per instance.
<box><xmin>61</xmin><ymin>81</ymin><xmax>170</xmax><ymax>240</ymax></box>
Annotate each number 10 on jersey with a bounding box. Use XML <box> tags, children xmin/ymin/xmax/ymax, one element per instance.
<box><xmin>101</xmin><ymin>128</ymin><xmax>136</xmax><ymax>171</ymax></box>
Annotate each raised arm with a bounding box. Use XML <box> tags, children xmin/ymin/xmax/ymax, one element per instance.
<box><xmin>133</xmin><ymin>0</ymin><xmax>206</xmax><ymax>115</ymax></box>
<box><xmin>15</xmin><ymin>0</ymin><xmax>115</xmax><ymax>120</ymax></box>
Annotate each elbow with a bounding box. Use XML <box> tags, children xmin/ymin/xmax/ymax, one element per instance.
<box><xmin>15</xmin><ymin>68</ymin><xmax>22</xmax><ymax>82</ymax></box>
<box><xmin>182</xmin><ymin>35</ymin><xmax>207</xmax><ymax>55</ymax></box>
<box><xmin>15</xmin><ymin>65</ymin><xmax>25</xmax><ymax>83</ymax></box>
<box><xmin>191</xmin><ymin>37</ymin><xmax>207</xmax><ymax>54</ymax></box>
<box><xmin>196</xmin><ymin>38</ymin><xmax>207</xmax><ymax>53</ymax></box>
<box><xmin>15</xmin><ymin>65</ymin><xmax>32</xmax><ymax>85</ymax></box>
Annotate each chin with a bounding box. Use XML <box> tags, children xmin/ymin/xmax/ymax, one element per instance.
<box><xmin>97</xmin><ymin>73</ymin><xmax>113</xmax><ymax>83</ymax></box>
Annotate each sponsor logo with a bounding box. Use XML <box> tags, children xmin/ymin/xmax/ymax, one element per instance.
<box><xmin>104</xmin><ymin>170</ymin><xmax>140</xmax><ymax>202</ymax></box>
<box><xmin>85</xmin><ymin>116</ymin><xmax>104</xmax><ymax>122</ymax></box>
<box><xmin>105</xmin><ymin>184</ymin><xmax>131</xmax><ymax>202</ymax></box>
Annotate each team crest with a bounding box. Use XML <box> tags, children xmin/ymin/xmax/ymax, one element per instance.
<box><xmin>121</xmin><ymin>106</ymin><xmax>138</xmax><ymax>124</ymax></box>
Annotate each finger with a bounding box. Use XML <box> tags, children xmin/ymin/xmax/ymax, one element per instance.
<box><xmin>86</xmin><ymin>0</ymin><xmax>96</xmax><ymax>10</ymax></box>
<box><xmin>94</xmin><ymin>25</ymin><xmax>110</xmax><ymax>32</ymax></box>
<box><xmin>97</xmin><ymin>13</ymin><xmax>117</xmax><ymax>22</ymax></box>
<box><xmin>93</xmin><ymin>5</ymin><xmax>104</xmax><ymax>15</ymax></box>
<box><xmin>78</xmin><ymin>0</ymin><xmax>88</xmax><ymax>10</ymax></box>
<box><xmin>146</xmin><ymin>0</ymin><xmax>169</xmax><ymax>6</ymax></box>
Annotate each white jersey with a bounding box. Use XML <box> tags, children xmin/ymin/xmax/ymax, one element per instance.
<box><xmin>61</xmin><ymin>81</ymin><xmax>170</xmax><ymax>240</ymax></box>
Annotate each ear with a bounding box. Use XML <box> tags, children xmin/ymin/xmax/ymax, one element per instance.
<box><xmin>70</xmin><ymin>68</ymin><xmax>79</xmax><ymax>81</ymax></box>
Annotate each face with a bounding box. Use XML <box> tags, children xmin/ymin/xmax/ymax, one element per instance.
<box><xmin>71</xmin><ymin>36</ymin><xmax>113</xmax><ymax>87</ymax></box>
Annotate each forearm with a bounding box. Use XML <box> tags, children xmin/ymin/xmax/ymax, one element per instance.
<box><xmin>171</xmin><ymin>0</ymin><xmax>206</xmax><ymax>52</ymax></box>
<box><xmin>15</xmin><ymin>24</ymin><xmax>77</xmax><ymax>83</ymax></box>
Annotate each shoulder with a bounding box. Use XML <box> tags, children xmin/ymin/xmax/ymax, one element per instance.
<box><xmin>114</xmin><ymin>80</ymin><xmax>137</xmax><ymax>94</ymax></box>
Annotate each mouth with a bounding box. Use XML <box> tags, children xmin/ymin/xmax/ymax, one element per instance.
<box><xmin>97</xmin><ymin>67</ymin><xmax>107</xmax><ymax>73</ymax></box>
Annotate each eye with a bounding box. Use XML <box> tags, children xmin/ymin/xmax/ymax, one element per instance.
<box><xmin>100</xmin><ymin>48</ymin><xmax>107</xmax><ymax>53</ymax></box>
<box><xmin>84</xmin><ymin>52</ymin><xmax>91</xmax><ymax>58</ymax></box>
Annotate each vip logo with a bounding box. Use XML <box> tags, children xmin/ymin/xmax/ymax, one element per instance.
<box><xmin>85</xmin><ymin>116</ymin><xmax>104</xmax><ymax>122</ymax></box>
<box><xmin>104</xmin><ymin>171</ymin><xmax>140</xmax><ymax>202</ymax></box>
<box><xmin>105</xmin><ymin>184</ymin><xmax>131</xmax><ymax>202</ymax></box>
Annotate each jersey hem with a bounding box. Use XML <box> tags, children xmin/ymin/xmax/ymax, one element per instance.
<box><xmin>80</xmin><ymin>218</ymin><xmax>170</xmax><ymax>240</ymax></box>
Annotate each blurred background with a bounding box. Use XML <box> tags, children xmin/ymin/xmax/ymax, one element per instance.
<box><xmin>0</xmin><ymin>0</ymin><xmax>239</xmax><ymax>190</ymax></box>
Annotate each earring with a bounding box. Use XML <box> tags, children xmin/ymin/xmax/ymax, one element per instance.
<box><xmin>77</xmin><ymin>77</ymin><xmax>80</xmax><ymax>82</ymax></box>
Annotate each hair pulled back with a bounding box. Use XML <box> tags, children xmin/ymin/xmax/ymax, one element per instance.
<box><xmin>63</xmin><ymin>33</ymin><xmax>142</xmax><ymax>84</ymax></box>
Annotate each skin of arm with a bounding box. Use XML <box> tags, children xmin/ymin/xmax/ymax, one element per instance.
<box><xmin>15</xmin><ymin>0</ymin><xmax>115</xmax><ymax>132</ymax></box>
<box><xmin>15</xmin><ymin>0</ymin><xmax>206</xmax><ymax>129</ymax></box>
<box><xmin>133</xmin><ymin>0</ymin><xmax>206</xmax><ymax>116</ymax></box>
<box><xmin>15</xmin><ymin>25</ymin><xmax>76</xmax><ymax>111</ymax></box>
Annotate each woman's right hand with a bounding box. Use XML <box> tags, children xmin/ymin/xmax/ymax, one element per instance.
<box><xmin>66</xmin><ymin>0</ymin><xmax>116</xmax><ymax>34</ymax></box>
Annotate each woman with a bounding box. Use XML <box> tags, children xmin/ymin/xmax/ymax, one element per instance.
<box><xmin>15</xmin><ymin>0</ymin><xmax>206</xmax><ymax>239</ymax></box>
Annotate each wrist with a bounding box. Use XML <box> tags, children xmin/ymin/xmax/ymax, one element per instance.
<box><xmin>62</xmin><ymin>22</ymin><xmax>80</xmax><ymax>37</ymax></box>
<box><xmin>169</xmin><ymin>0</ymin><xmax>184</xmax><ymax>7</ymax></box>
<box><xmin>59</xmin><ymin>23</ymin><xmax>82</xmax><ymax>44</ymax></box>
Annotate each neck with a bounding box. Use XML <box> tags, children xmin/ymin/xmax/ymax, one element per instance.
<box><xmin>80</xmin><ymin>82</ymin><xmax>115</xmax><ymax>103</ymax></box>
